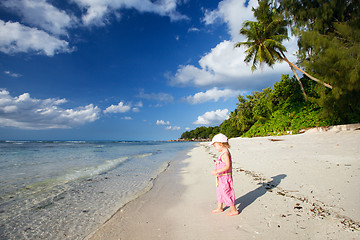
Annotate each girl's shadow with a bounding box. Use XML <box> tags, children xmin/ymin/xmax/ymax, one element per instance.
<box><xmin>233</xmin><ymin>174</ymin><xmax>287</xmax><ymax>213</ymax></box>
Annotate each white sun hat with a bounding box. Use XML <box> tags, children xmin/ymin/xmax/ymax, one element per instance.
<box><xmin>210</xmin><ymin>133</ymin><xmax>228</xmax><ymax>145</ymax></box>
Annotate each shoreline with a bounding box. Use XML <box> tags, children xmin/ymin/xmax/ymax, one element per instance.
<box><xmin>84</xmin><ymin>147</ymin><xmax>194</xmax><ymax>240</ymax></box>
<box><xmin>87</xmin><ymin>126</ymin><xmax>360</xmax><ymax>239</ymax></box>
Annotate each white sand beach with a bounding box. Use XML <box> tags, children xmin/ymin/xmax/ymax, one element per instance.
<box><xmin>86</xmin><ymin>124</ymin><xmax>360</xmax><ymax>240</ymax></box>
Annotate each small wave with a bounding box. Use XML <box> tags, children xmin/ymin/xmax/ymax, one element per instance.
<box><xmin>0</xmin><ymin>152</ymin><xmax>155</xmax><ymax>206</ymax></box>
<box><xmin>64</xmin><ymin>141</ymin><xmax>87</xmax><ymax>144</ymax></box>
<box><xmin>21</xmin><ymin>153</ymin><xmax>153</xmax><ymax>191</ymax></box>
<box><xmin>5</xmin><ymin>140</ymin><xmax>29</xmax><ymax>143</ymax></box>
<box><xmin>62</xmin><ymin>156</ymin><xmax>130</xmax><ymax>182</ymax></box>
<box><xmin>133</xmin><ymin>152</ymin><xmax>153</xmax><ymax>158</ymax></box>
<box><xmin>4</xmin><ymin>141</ymin><xmax>27</xmax><ymax>145</ymax></box>
<box><xmin>94</xmin><ymin>145</ymin><xmax>105</xmax><ymax>148</ymax></box>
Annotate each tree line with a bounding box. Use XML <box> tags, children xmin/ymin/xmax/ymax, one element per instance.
<box><xmin>180</xmin><ymin>0</ymin><xmax>359</xmax><ymax>141</ymax></box>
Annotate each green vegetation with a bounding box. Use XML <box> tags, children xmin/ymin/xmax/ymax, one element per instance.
<box><xmin>241</xmin><ymin>75</ymin><xmax>332</xmax><ymax>137</ymax></box>
<box><xmin>278</xmin><ymin>0</ymin><xmax>360</xmax><ymax>122</ymax></box>
<box><xmin>179</xmin><ymin>0</ymin><xmax>359</xmax><ymax>140</ymax></box>
<box><xmin>235</xmin><ymin>0</ymin><xmax>333</xmax><ymax>101</ymax></box>
<box><xmin>180</xmin><ymin>126</ymin><xmax>220</xmax><ymax>141</ymax></box>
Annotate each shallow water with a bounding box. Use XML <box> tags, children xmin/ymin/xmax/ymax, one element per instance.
<box><xmin>0</xmin><ymin>140</ymin><xmax>194</xmax><ymax>239</ymax></box>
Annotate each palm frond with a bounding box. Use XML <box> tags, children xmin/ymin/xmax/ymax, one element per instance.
<box><xmin>234</xmin><ymin>41</ymin><xmax>253</xmax><ymax>48</ymax></box>
<box><xmin>244</xmin><ymin>45</ymin><xmax>257</xmax><ymax>63</ymax></box>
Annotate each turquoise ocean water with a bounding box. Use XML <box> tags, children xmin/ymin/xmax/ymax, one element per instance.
<box><xmin>0</xmin><ymin>140</ymin><xmax>194</xmax><ymax>239</ymax></box>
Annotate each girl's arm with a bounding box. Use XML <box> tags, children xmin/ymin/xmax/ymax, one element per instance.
<box><xmin>211</xmin><ymin>151</ymin><xmax>231</xmax><ymax>175</ymax></box>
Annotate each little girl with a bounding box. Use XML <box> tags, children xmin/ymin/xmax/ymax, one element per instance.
<box><xmin>210</xmin><ymin>133</ymin><xmax>238</xmax><ymax>216</ymax></box>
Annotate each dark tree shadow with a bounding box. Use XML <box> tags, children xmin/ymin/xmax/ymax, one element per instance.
<box><xmin>233</xmin><ymin>174</ymin><xmax>287</xmax><ymax>213</ymax></box>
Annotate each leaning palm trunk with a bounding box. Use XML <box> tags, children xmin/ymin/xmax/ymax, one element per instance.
<box><xmin>279</xmin><ymin>51</ymin><xmax>333</xmax><ymax>89</ymax></box>
<box><xmin>290</xmin><ymin>65</ymin><xmax>307</xmax><ymax>101</ymax></box>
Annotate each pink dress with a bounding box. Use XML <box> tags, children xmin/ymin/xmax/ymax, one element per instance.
<box><xmin>215</xmin><ymin>152</ymin><xmax>235</xmax><ymax>206</ymax></box>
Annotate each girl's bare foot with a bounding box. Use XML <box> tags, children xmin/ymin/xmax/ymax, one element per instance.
<box><xmin>226</xmin><ymin>210</ymin><xmax>238</xmax><ymax>216</ymax></box>
<box><xmin>211</xmin><ymin>208</ymin><xmax>223</xmax><ymax>213</ymax></box>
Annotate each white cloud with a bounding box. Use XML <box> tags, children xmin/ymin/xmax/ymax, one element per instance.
<box><xmin>0</xmin><ymin>20</ymin><xmax>72</xmax><ymax>56</ymax></box>
<box><xmin>156</xmin><ymin>119</ymin><xmax>179</xmax><ymax>130</ymax></box>
<box><xmin>134</xmin><ymin>101</ymin><xmax>143</xmax><ymax>107</ymax></box>
<box><xmin>0</xmin><ymin>89</ymin><xmax>100</xmax><ymax>129</ymax></box>
<box><xmin>193</xmin><ymin>109</ymin><xmax>229</xmax><ymax>126</ymax></box>
<box><xmin>165</xmin><ymin>125</ymin><xmax>180</xmax><ymax>131</ymax></box>
<box><xmin>0</xmin><ymin>0</ymin><xmax>188</xmax><ymax>57</ymax></box>
<box><xmin>4</xmin><ymin>71</ymin><xmax>22</xmax><ymax>78</ymax></box>
<box><xmin>202</xmin><ymin>9</ymin><xmax>219</xmax><ymax>25</ymax></box>
<box><xmin>104</xmin><ymin>101</ymin><xmax>132</xmax><ymax>114</ymax></box>
<box><xmin>186</xmin><ymin>87</ymin><xmax>240</xmax><ymax>104</ymax></box>
<box><xmin>156</xmin><ymin>120</ymin><xmax>170</xmax><ymax>125</ymax></box>
<box><xmin>132</xmin><ymin>101</ymin><xmax>143</xmax><ymax>112</ymax></box>
<box><xmin>169</xmin><ymin>0</ymin><xmax>298</xmax><ymax>92</ymax></box>
<box><xmin>188</xmin><ymin>27</ymin><xmax>200</xmax><ymax>32</ymax></box>
<box><xmin>71</xmin><ymin>0</ymin><xmax>188</xmax><ymax>26</ymax></box>
<box><xmin>1</xmin><ymin>0</ymin><xmax>74</xmax><ymax>36</ymax></box>
<box><xmin>203</xmin><ymin>0</ymin><xmax>258</xmax><ymax>41</ymax></box>
<box><xmin>132</xmin><ymin>107</ymin><xmax>140</xmax><ymax>112</ymax></box>
<box><xmin>121</xmin><ymin>116</ymin><xmax>132</xmax><ymax>120</ymax></box>
<box><xmin>104</xmin><ymin>100</ymin><xmax>143</xmax><ymax>114</ymax></box>
<box><xmin>170</xmin><ymin>40</ymin><xmax>292</xmax><ymax>90</ymax></box>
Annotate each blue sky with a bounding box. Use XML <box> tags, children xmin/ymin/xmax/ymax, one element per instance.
<box><xmin>0</xmin><ymin>0</ymin><xmax>297</xmax><ymax>141</ymax></box>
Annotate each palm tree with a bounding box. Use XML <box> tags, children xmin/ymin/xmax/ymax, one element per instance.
<box><xmin>235</xmin><ymin>1</ymin><xmax>332</xmax><ymax>101</ymax></box>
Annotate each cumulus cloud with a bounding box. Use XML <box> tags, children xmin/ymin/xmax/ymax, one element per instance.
<box><xmin>202</xmin><ymin>0</ymin><xmax>257</xmax><ymax>41</ymax></box>
<box><xmin>170</xmin><ymin>40</ymin><xmax>291</xmax><ymax>90</ymax></box>
<box><xmin>0</xmin><ymin>20</ymin><xmax>72</xmax><ymax>56</ymax></box>
<box><xmin>104</xmin><ymin>101</ymin><xmax>141</xmax><ymax>114</ymax></box>
<box><xmin>193</xmin><ymin>109</ymin><xmax>229</xmax><ymax>126</ymax></box>
<box><xmin>186</xmin><ymin>87</ymin><xmax>240</xmax><ymax>104</ymax></box>
<box><xmin>165</xmin><ymin>125</ymin><xmax>180</xmax><ymax>131</ymax></box>
<box><xmin>0</xmin><ymin>0</ymin><xmax>187</xmax><ymax>57</ymax></box>
<box><xmin>156</xmin><ymin>119</ymin><xmax>179</xmax><ymax>130</ymax></box>
<box><xmin>156</xmin><ymin>120</ymin><xmax>170</xmax><ymax>125</ymax></box>
<box><xmin>71</xmin><ymin>0</ymin><xmax>188</xmax><ymax>26</ymax></box>
<box><xmin>0</xmin><ymin>89</ymin><xmax>100</xmax><ymax>129</ymax></box>
<box><xmin>1</xmin><ymin>0</ymin><xmax>74</xmax><ymax>36</ymax></box>
<box><xmin>104</xmin><ymin>101</ymin><xmax>131</xmax><ymax>114</ymax></box>
<box><xmin>169</xmin><ymin>0</ymin><xmax>298</xmax><ymax>92</ymax></box>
